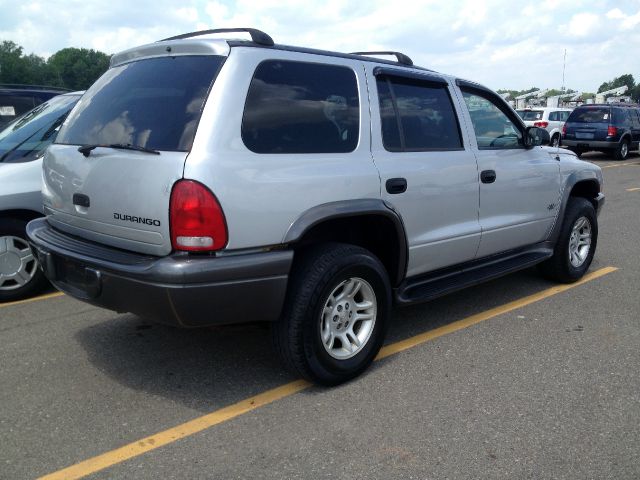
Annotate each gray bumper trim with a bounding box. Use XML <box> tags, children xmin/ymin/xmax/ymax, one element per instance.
<box><xmin>27</xmin><ymin>218</ymin><xmax>293</xmax><ymax>327</ymax></box>
<box><xmin>562</xmin><ymin>139</ymin><xmax>616</xmax><ymax>149</ymax></box>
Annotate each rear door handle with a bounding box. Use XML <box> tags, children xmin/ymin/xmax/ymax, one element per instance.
<box><xmin>480</xmin><ymin>170</ymin><xmax>496</xmax><ymax>184</ymax></box>
<box><xmin>386</xmin><ymin>178</ymin><xmax>407</xmax><ymax>194</ymax></box>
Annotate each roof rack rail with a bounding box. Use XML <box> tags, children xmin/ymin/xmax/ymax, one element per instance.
<box><xmin>350</xmin><ymin>51</ymin><xmax>413</xmax><ymax>66</ymax></box>
<box><xmin>160</xmin><ymin>28</ymin><xmax>274</xmax><ymax>46</ymax></box>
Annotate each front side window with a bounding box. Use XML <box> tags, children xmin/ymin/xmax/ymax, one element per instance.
<box><xmin>461</xmin><ymin>90</ymin><xmax>522</xmax><ymax>149</ymax></box>
<box><xmin>376</xmin><ymin>76</ymin><xmax>462</xmax><ymax>151</ymax></box>
<box><xmin>56</xmin><ymin>56</ymin><xmax>224</xmax><ymax>152</ymax></box>
<box><xmin>242</xmin><ymin>60</ymin><xmax>359</xmax><ymax>154</ymax></box>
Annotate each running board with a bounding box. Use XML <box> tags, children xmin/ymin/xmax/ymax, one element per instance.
<box><xmin>395</xmin><ymin>247</ymin><xmax>553</xmax><ymax>306</ymax></box>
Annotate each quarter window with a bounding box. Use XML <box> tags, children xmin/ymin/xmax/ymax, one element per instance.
<box><xmin>376</xmin><ymin>76</ymin><xmax>462</xmax><ymax>151</ymax></box>
<box><xmin>242</xmin><ymin>60</ymin><xmax>359</xmax><ymax>154</ymax></box>
<box><xmin>461</xmin><ymin>90</ymin><xmax>522</xmax><ymax>149</ymax></box>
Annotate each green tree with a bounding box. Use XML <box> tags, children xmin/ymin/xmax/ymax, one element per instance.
<box><xmin>597</xmin><ymin>74</ymin><xmax>635</xmax><ymax>94</ymax></box>
<box><xmin>47</xmin><ymin>48</ymin><xmax>110</xmax><ymax>90</ymax></box>
<box><xmin>0</xmin><ymin>40</ymin><xmax>28</xmax><ymax>83</ymax></box>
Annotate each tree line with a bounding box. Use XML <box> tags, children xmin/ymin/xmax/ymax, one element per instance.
<box><xmin>0</xmin><ymin>40</ymin><xmax>110</xmax><ymax>91</ymax></box>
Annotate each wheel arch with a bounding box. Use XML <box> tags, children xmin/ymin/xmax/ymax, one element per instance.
<box><xmin>548</xmin><ymin>174</ymin><xmax>601</xmax><ymax>243</ymax></box>
<box><xmin>283</xmin><ymin>199</ymin><xmax>408</xmax><ymax>286</ymax></box>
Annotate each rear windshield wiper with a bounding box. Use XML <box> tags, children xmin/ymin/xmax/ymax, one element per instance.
<box><xmin>78</xmin><ymin>143</ymin><xmax>160</xmax><ymax>157</ymax></box>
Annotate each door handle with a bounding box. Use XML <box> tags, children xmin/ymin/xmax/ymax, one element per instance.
<box><xmin>386</xmin><ymin>178</ymin><xmax>407</xmax><ymax>194</ymax></box>
<box><xmin>480</xmin><ymin>170</ymin><xmax>496</xmax><ymax>184</ymax></box>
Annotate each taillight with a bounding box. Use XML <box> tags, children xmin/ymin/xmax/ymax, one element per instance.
<box><xmin>562</xmin><ymin>124</ymin><xmax>567</xmax><ymax>136</ymax></box>
<box><xmin>607</xmin><ymin>126</ymin><xmax>617</xmax><ymax>136</ymax></box>
<box><xmin>169</xmin><ymin>179</ymin><xmax>227</xmax><ymax>252</ymax></box>
<box><xmin>533</xmin><ymin>121</ymin><xmax>549</xmax><ymax>128</ymax></box>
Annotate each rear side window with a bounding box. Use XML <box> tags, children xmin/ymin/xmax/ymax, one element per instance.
<box><xmin>567</xmin><ymin>107</ymin><xmax>611</xmax><ymax>124</ymax></box>
<box><xmin>56</xmin><ymin>56</ymin><xmax>224</xmax><ymax>151</ymax></box>
<box><xmin>548</xmin><ymin>112</ymin><xmax>558</xmax><ymax>121</ymax></box>
<box><xmin>376</xmin><ymin>76</ymin><xmax>462</xmax><ymax>151</ymax></box>
<box><xmin>242</xmin><ymin>60</ymin><xmax>359</xmax><ymax>154</ymax></box>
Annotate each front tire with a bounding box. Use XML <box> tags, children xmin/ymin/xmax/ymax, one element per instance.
<box><xmin>0</xmin><ymin>218</ymin><xmax>48</xmax><ymax>302</ymax></box>
<box><xmin>539</xmin><ymin>198</ymin><xmax>597</xmax><ymax>283</ymax></box>
<box><xmin>273</xmin><ymin>243</ymin><xmax>391</xmax><ymax>386</ymax></box>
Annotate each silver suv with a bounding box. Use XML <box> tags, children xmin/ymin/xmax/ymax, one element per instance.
<box><xmin>27</xmin><ymin>29</ymin><xmax>604</xmax><ymax>385</ymax></box>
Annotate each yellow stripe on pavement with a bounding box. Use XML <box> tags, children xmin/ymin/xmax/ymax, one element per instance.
<box><xmin>626</xmin><ymin>187</ymin><xmax>640</xmax><ymax>192</ymax></box>
<box><xmin>39</xmin><ymin>266</ymin><xmax>617</xmax><ymax>480</ymax></box>
<box><xmin>602</xmin><ymin>162</ymin><xmax>640</xmax><ymax>169</ymax></box>
<box><xmin>0</xmin><ymin>291</ymin><xmax>64</xmax><ymax>309</ymax></box>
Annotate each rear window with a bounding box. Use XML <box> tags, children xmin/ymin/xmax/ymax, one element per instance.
<box><xmin>567</xmin><ymin>107</ymin><xmax>611</xmax><ymax>124</ymax></box>
<box><xmin>0</xmin><ymin>94</ymin><xmax>80</xmax><ymax>163</ymax></box>
<box><xmin>519</xmin><ymin>110</ymin><xmax>544</xmax><ymax>121</ymax></box>
<box><xmin>56</xmin><ymin>56</ymin><xmax>224</xmax><ymax>151</ymax></box>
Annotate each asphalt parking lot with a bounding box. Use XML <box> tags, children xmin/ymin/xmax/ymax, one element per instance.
<box><xmin>1</xmin><ymin>152</ymin><xmax>639</xmax><ymax>480</ymax></box>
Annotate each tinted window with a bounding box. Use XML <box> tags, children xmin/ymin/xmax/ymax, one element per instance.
<box><xmin>567</xmin><ymin>107</ymin><xmax>611</xmax><ymax>124</ymax></box>
<box><xmin>520</xmin><ymin>110</ymin><xmax>544</xmax><ymax>121</ymax></box>
<box><xmin>242</xmin><ymin>60</ymin><xmax>359</xmax><ymax>154</ymax></box>
<box><xmin>56</xmin><ymin>56</ymin><xmax>224</xmax><ymax>151</ymax></box>
<box><xmin>561</xmin><ymin>111</ymin><xmax>571</xmax><ymax>121</ymax></box>
<box><xmin>461</xmin><ymin>90</ymin><xmax>522</xmax><ymax>149</ymax></box>
<box><xmin>548</xmin><ymin>112</ymin><xmax>558</xmax><ymax>121</ymax></box>
<box><xmin>0</xmin><ymin>95</ymin><xmax>36</xmax><ymax>128</ymax></box>
<box><xmin>631</xmin><ymin>109</ymin><xmax>640</xmax><ymax>129</ymax></box>
<box><xmin>376</xmin><ymin>76</ymin><xmax>462</xmax><ymax>151</ymax></box>
<box><xmin>0</xmin><ymin>94</ymin><xmax>80</xmax><ymax>163</ymax></box>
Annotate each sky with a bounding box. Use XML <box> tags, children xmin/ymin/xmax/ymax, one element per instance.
<box><xmin>1</xmin><ymin>0</ymin><xmax>639</xmax><ymax>93</ymax></box>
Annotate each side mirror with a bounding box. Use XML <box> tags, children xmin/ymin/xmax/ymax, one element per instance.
<box><xmin>524</xmin><ymin>126</ymin><xmax>550</xmax><ymax>148</ymax></box>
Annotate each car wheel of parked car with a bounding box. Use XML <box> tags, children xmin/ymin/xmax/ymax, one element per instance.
<box><xmin>550</xmin><ymin>134</ymin><xmax>560</xmax><ymax>148</ymax></box>
<box><xmin>538</xmin><ymin>197</ymin><xmax>597</xmax><ymax>283</ymax></box>
<box><xmin>273</xmin><ymin>243</ymin><xmax>391</xmax><ymax>386</ymax></box>
<box><xmin>0</xmin><ymin>218</ymin><xmax>48</xmax><ymax>302</ymax></box>
<box><xmin>615</xmin><ymin>139</ymin><xmax>629</xmax><ymax>160</ymax></box>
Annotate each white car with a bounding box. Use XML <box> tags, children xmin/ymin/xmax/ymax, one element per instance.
<box><xmin>516</xmin><ymin>107</ymin><xmax>573</xmax><ymax>147</ymax></box>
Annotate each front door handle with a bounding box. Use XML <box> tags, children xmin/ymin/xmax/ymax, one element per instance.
<box><xmin>386</xmin><ymin>177</ymin><xmax>407</xmax><ymax>194</ymax></box>
<box><xmin>480</xmin><ymin>170</ymin><xmax>496</xmax><ymax>184</ymax></box>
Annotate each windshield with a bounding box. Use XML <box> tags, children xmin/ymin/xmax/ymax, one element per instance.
<box><xmin>567</xmin><ymin>107</ymin><xmax>611</xmax><ymax>124</ymax></box>
<box><xmin>56</xmin><ymin>56</ymin><xmax>225</xmax><ymax>152</ymax></box>
<box><xmin>518</xmin><ymin>110</ymin><xmax>544</xmax><ymax>121</ymax></box>
<box><xmin>0</xmin><ymin>94</ymin><xmax>80</xmax><ymax>163</ymax></box>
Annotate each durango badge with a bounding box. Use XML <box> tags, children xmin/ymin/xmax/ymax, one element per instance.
<box><xmin>113</xmin><ymin>212</ymin><xmax>161</xmax><ymax>226</ymax></box>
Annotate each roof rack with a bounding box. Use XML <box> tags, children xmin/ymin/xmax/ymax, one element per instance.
<box><xmin>350</xmin><ymin>51</ymin><xmax>413</xmax><ymax>66</ymax></box>
<box><xmin>160</xmin><ymin>28</ymin><xmax>274</xmax><ymax>46</ymax></box>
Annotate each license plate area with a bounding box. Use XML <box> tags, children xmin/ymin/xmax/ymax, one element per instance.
<box><xmin>575</xmin><ymin>132</ymin><xmax>594</xmax><ymax>140</ymax></box>
<box><xmin>54</xmin><ymin>256</ymin><xmax>102</xmax><ymax>299</ymax></box>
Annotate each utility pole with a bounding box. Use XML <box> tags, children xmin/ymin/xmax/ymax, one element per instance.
<box><xmin>561</xmin><ymin>49</ymin><xmax>566</xmax><ymax>92</ymax></box>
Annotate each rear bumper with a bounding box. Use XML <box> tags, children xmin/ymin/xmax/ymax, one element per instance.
<box><xmin>562</xmin><ymin>139</ymin><xmax>616</xmax><ymax>149</ymax></box>
<box><xmin>26</xmin><ymin>218</ymin><xmax>293</xmax><ymax>327</ymax></box>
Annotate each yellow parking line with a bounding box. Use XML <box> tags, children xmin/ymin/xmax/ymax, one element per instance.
<box><xmin>0</xmin><ymin>291</ymin><xmax>64</xmax><ymax>309</ymax></box>
<box><xmin>602</xmin><ymin>162</ymin><xmax>640</xmax><ymax>169</ymax></box>
<box><xmin>38</xmin><ymin>266</ymin><xmax>617</xmax><ymax>480</ymax></box>
<box><xmin>626</xmin><ymin>187</ymin><xmax>640</xmax><ymax>192</ymax></box>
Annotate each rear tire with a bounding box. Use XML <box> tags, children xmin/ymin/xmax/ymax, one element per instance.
<box><xmin>614</xmin><ymin>139</ymin><xmax>630</xmax><ymax>160</ymax></box>
<box><xmin>272</xmin><ymin>243</ymin><xmax>391</xmax><ymax>386</ymax></box>
<box><xmin>0</xmin><ymin>218</ymin><xmax>48</xmax><ymax>302</ymax></box>
<box><xmin>550</xmin><ymin>134</ymin><xmax>560</xmax><ymax>148</ymax></box>
<box><xmin>538</xmin><ymin>198</ymin><xmax>597</xmax><ymax>283</ymax></box>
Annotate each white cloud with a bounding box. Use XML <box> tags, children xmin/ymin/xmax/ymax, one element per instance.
<box><xmin>565</xmin><ymin>12</ymin><xmax>600</xmax><ymax>37</ymax></box>
<box><xmin>0</xmin><ymin>0</ymin><xmax>638</xmax><ymax>93</ymax></box>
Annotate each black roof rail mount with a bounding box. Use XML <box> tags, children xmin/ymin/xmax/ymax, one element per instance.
<box><xmin>350</xmin><ymin>51</ymin><xmax>413</xmax><ymax>66</ymax></box>
<box><xmin>160</xmin><ymin>28</ymin><xmax>274</xmax><ymax>46</ymax></box>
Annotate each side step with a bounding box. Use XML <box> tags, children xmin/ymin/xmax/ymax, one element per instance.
<box><xmin>395</xmin><ymin>247</ymin><xmax>553</xmax><ymax>306</ymax></box>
